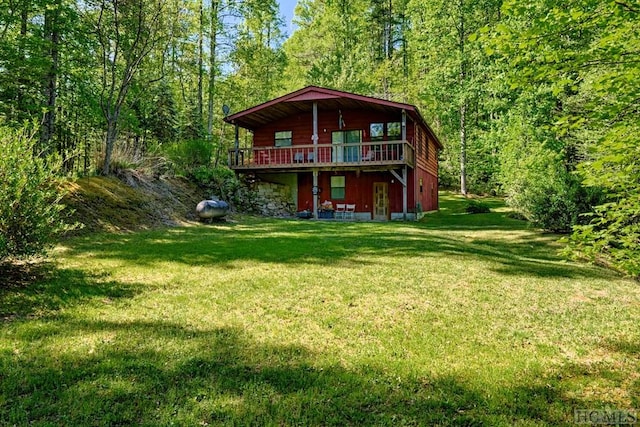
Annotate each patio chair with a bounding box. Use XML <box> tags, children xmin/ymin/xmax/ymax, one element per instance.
<box><xmin>294</xmin><ymin>152</ymin><xmax>304</xmax><ymax>163</ymax></box>
<box><xmin>344</xmin><ymin>204</ymin><xmax>356</xmax><ymax>220</ymax></box>
<box><xmin>335</xmin><ymin>203</ymin><xmax>346</xmax><ymax>219</ymax></box>
<box><xmin>361</xmin><ymin>150</ymin><xmax>374</xmax><ymax>161</ymax></box>
<box><xmin>259</xmin><ymin>151</ymin><xmax>271</xmax><ymax>164</ymax></box>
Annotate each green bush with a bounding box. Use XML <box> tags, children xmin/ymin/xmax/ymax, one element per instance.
<box><xmin>506</xmin><ymin>170</ymin><xmax>601</xmax><ymax>233</ymax></box>
<box><xmin>565</xmin><ymin>124</ymin><xmax>640</xmax><ymax>278</ymax></box>
<box><xmin>162</xmin><ymin>139</ymin><xmax>213</xmax><ymax>176</ymax></box>
<box><xmin>191</xmin><ymin>166</ymin><xmax>259</xmax><ymax>214</ymax></box>
<box><xmin>497</xmin><ymin>111</ymin><xmax>603</xmax><ymax>233</ymax></box>
<box><xmin>0</xmin><ymin>125</ymin><xmax>73</xmax><ymax>261</ymax></box>
<box><xmin>465</xmin><ymin>200</ymin><xmax>491</xmax><ymax>214</ymax></box>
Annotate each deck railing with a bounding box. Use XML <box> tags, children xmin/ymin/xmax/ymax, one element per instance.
<box><xmin>228</xmin><ymin>140</ymin><xmax>414</xmax><ymax>170</ymax></box>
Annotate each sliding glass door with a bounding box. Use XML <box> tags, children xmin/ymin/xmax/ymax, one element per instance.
<box><xmin>332</xmin><ymin>130</ymin><xmax>361</xmax><ymax>162</ymax></box>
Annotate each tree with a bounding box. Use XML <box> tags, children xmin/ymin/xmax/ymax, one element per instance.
<box><xmin>407</xmin><ymin>0</ymin><xmax>503</xmax><ymax>194</ymax></box>
<box><xmin>89</xmin><ymin>0</ymin><xmax>173</xmax><ymax>175</ymax></box>
<box><xmin>489</xmin><ymin>0</ymin><xmax>640</xmax><ymax>276</ymax></box>
<box><xmin>282</xmin><ymin>0</ymin><xmax>373</xmax><ymax>94</ymax></box>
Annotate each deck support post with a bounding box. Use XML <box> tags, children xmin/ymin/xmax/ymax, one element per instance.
<box><xmin>390</xmin><ymin>167</ymin><xmax>409</xmax><ymax>220</ymax></box>
<box><xmin>312</xmin><ymin>169</ymin><xmax>319</xmax><ymax>220</ymax></box>
<box><xmin>401</xmin><ymin>111</ymin><xmax>408</xmax><ymax>220</ymax></box>
<box><xmin>402</xmin><ymin>165</ymin><xmax>408</xmax><ymax>220</ymax></box>
<box><xmin>312</xmin><ymin>102</ymin><xmax>319</xmax><ymax>219</ymax></box>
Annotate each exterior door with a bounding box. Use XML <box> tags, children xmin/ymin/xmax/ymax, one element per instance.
<box><xmin>331</xmin><ymin>131</ymin><xmax>344</xmax><ymax>162</ymax></box>
<box><xmin>332</xmin><ymin>130</ymin><xmax>362</xmax><ymax>162</ymax></box>
<box><xmin>373</xmin><ymin>182</ymin><xmax>389</xmax><ymax>220</ymax></box>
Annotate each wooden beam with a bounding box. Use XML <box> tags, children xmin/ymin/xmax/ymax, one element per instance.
<box><xmin>312</xmin><ymin>169</ymin><xmax>319</xmax><ymax>220</ymax></box>
<box><xmin>312</xmin><ymin>103</ymin><xmax>319</xmax><ymax>219</ymax></box>
<box><xmin>403</xmin><ymin>166</ymin><xmax>408</xmax><ymax>220</ymax></box>
<box><xmin>390</xmin><ymin>168</ymin><xmax>408</xmax><ymax>220</ymax></box>
<box><xmin>401</xmin><ymin>109</ymin><xmax>407</xmax><ymax>141</ymax></box>
<box><xmin>389</xmin><ymin>169</ymin><xmax>406</xmax><ymax>186</ymax></box>
<box><xmin>234</xmin><ymin>124</ymin><xmax>239</xmax><ymax>165</ymax></box>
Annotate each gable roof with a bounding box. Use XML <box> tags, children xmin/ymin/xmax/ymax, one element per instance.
<box><xmin>224</xmin><ymin>86</ymin><xmax>443</xmax><ymax>148</ymax></box>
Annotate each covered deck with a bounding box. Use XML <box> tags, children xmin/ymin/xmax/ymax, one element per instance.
<box><xmin>228</xmin><ymin>140</ymin><xmax>415</xmax><ymax>172</ymax></box>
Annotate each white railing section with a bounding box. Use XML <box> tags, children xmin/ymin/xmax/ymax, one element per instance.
<box><xmin>229</xmin><ymin>141</ymin><xmax>415</xmax><ymax>169</ymax></box>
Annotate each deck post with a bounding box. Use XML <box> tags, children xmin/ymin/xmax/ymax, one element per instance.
<box><xmin>312</xmin><ymin>169</ymin><xmax>319</xmax><ymax>219</ymax></box>
<box><xmin>401</xmin><ymin>109</ymin><xmax>407</xmax><ymax>141</ymax></box>
<box><xmin>312</xmin><ymin>102</ymin><xmax>319</xmax><ymax>219</ymax></box>
<box><xmin>234</xmin><ymin>124</ymin><xmax>239</xmax><ymax>166</ymax></box>
<box><xmin>401</xmin><ymin>111</ymin><xmax>408</xmax><ymax>220</ymax></box>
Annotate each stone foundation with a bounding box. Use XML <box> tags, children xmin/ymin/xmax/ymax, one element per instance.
<box><xmin>255</xmin><ymin>182</ymin><xmax>295</xmax><ymax>217</ymax></box>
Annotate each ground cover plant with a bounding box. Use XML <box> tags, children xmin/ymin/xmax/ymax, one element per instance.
<box><xmin>1</xmin><ymin>193</ymin><xmax>638</xmax><ymax>426</ymax></box>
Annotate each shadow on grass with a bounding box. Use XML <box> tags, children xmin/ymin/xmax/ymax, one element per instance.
<box><xmin>60</xmin><ymin>215</ymin><xmax>613</xmax><ymax>281</ymax></box>
<box><xmin>0</xmin><ymin>263</ymin><xmax>138</xmax><ymax>321</ymax></box>
<box><xmin>0</xmin><ymin>318</ymin><xmax>606</xmax><ymax>426</ymax></box>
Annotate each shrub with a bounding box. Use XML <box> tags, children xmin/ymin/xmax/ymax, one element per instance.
<box><xmin>162</xmin><ymin>139</ymin><xmax>213</xmax><ymax>176</ymax></box>
<box><xmin>94</xmin><ymin>141</ymin><xmax>169</xmax><ymax>177</ymax></box>
<box><xmin>465</xmin><ymin>200</ymin><xmax>491</xmax><ymax>214</ymax></box>
<box><xmin>506</xmin><ymin>171</ymin><xmax>602</xmax><ymax>233</ymax></box>
<box><xmin>565</xmin><ymin>124</ymin><xmax>640</xmax><ymax>278</ymax></box>
<box><xmin>191</xmin><ymin>166</ymin><xmax>259</xmax><ymax>214</ymax></box>
<box><xmin>0</xmin><ymin>125</ymin><xmax>74</xmax><ymax>261</ymax></box>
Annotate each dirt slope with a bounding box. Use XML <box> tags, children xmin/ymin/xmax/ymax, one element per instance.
<box><xmin>62</xmin><ymin>172</ymin><xmax>207</xmax><ymax>234</ymax></box>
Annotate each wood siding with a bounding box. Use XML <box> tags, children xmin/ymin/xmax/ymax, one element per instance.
<box><xmin>252</xmin><ymin>109</ymin><xmax>415</xmax><ymax>148</ymax></box>
<box><xmin>297</xmin><ymin>170</ymin><xmax>412</xmax><ymax>215</ymax></box>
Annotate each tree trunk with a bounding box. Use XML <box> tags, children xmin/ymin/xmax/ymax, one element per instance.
<box><xmin>460</xmin><ymin>101</ymin><xmax>468</xmax><ymax>195</ymax></box>
<box><xmin>16</xmin><ymin>3</ymin><xmax>28</xmax><ymax>118</ymax></box>
<box><xmin>458</xmin><ymin>0</ymin><xmax>468</xmax><ymax>196</ymax></box>
<box><xmin>197</xmin><ymin>0</ymin><xmax>204</xmax><ymax>122</ymax></box>
<box><xmin>41</xmin><ymin>1</ymin><xmax>60</xmax><ymax>151</ymax></box>
<box><xmin>103</xmin><ymin>114</ymin><xmax>118</xmax><ymax>175</ymax></box>
<box><xmin>207</xmin><ymin>0</ymin><xmax>219</xmax><ymax>139</ymax></box>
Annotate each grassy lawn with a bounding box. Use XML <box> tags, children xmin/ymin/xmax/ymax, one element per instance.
<box><xmin>1</xmin><ymin>193</ymin><xmax>639</xmax><ymax>426</ymax></box>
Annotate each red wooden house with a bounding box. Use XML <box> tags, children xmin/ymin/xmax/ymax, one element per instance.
<box><xmin>224</xmin><ymin>86</ymin><xmax>442</xmax><ymax>220</ymax></box>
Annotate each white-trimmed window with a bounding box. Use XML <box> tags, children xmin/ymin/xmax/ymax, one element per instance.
<box><xmin>275</xmin><ymin>130</ymin><xmax>292</xmax><ymax>147</ymax></box>
<box><xmin>370</xmin><ymin>123</ymin><xmax>384</xmax><ymax>141</ymax></box>
<box><xmin>387</xmin><ymin>122</ymin><xmax>401</xmax><ymax>139</ymax></box>
<box><xmin>331</xmin><ymin>176</ymin><xmax>346</xmax><ymax>199</ymax></box>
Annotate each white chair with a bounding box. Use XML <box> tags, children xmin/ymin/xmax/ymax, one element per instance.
<box><xmin>361</xmin><ymin>150</ymin><xmax>374</xmax><ymax>161</ymax></box>
<box><xmin>335</xmin><ymin>203</ymin><xmax>346</xmax><ymax>219</ymax></box>
<box><xmin>344</xmin><ymin>204</ymin><xmax>356</xmax><ymax>220</ymax></box>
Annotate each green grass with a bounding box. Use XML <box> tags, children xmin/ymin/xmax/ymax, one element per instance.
<box><xmin>1</xmin><ymin>193</ymin><xmax>639</xmax><ymax>426</ymax></box>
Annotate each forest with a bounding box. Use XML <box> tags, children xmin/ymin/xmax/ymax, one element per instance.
<box><xmin>0</xmin><ymin>0</ymin><xmax>638</xmax><ymax>277</ymax></box>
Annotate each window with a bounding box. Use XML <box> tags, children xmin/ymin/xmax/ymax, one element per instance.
<box><xmin>370</xmin><ymin>123</ymin><xmax>384</xmax><ymax>141</ymax></box>
<box><xmin>275</xmin><ymin>130</ymin><xmax>292</xmax><ymax>147</ymax></box>
<box><xmin>331</xmin><ymin>176</ymin><xmax>346</xmax><ymax>199</ymax></box>
<box><xmin>387</xmin><ymin>122</ymin><xmax>401</xmax><ymax>139</ymax></box>
<box><xmin>416</xmin><ymin>127</ymin><xmax>423</xmax><ymax>157</ymax></box>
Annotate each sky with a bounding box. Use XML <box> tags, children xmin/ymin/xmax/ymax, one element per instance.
<box><xmin>279</xmin><ymin>0</ymin><xmax>299</xmax><ymax>37</ymax></box>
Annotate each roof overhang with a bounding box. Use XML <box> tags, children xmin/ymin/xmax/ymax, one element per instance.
<box><xmin>224</xmin><ymin>86</ymin><xmax>443</xmax><ymax>149</ymax></box>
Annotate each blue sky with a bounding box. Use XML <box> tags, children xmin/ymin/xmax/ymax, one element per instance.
<box><xmin>279</xmin><ymin>0</ymin><xmax>298</xmax><ymax>36</ymax></box>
